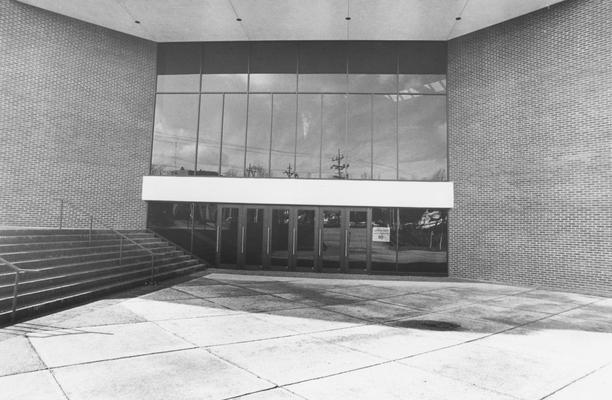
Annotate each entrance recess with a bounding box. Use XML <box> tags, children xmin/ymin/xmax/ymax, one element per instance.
<box><xmin>201</xmin><ymin>204</ymin><xmax>445</xmax><ymax>275</ymax></box>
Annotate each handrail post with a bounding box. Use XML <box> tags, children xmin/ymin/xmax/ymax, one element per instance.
<box><xmin>89</xmin><ymin>216</ymin><xmax>93</xmax><ymax>245</ymax></box>
<box><xmin>150</xmin><ymin>254</ymin><xmax>155</xmax><ymax>283</ymax></box>
<box><xmin>119</xmin><ymin>237</ymin><xmax>123</xmax><ymax>265</ymax></box>
<box><xmin>11</xmin><ymin>272</ymin><xmax>21</xmax><ymax>322</ymax></box>
<box><xmin>59</xmin><ymin>199</ymin><xmax>64</xmax><ymax>230</ymax></box>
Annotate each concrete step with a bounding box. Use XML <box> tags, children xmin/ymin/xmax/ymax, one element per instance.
<box><xmin>0</xmin><ymin>259</ymin><xmax>200</xmax><ymax>311</ymax></box>
<box><xmin>0</xmin><ymin>228</ymin><xmax>206</xmax><ymax>325</ymax></box>
<box><xmin>0</xmin><ymin>251</ymin><xmax>187</xmax><ymax>284</ymax></box>
<box><xmin>0</xmin><ymin>263</ymin><xmax>206</xmax><ymax>325</ymax></box>
<box><xmin>0</xmin><ymin>231</ymin><xmax>155</xmax><ymax>244</ymax></box>
<box><xmin>0</xmin><ymin>237</ymin><xmax>163</xmax><ymax>253</ymax></box>
<box><xmin>0</xmin><ymin>242</ymin><xmax>175</xmax><ymax>262</ymax></box>
<box><xmin>0</xmin><ymin>255</ymin><xmax>195</xmax><ymax>297</ymax></box>
<box><xmin>4</xmin><ymin>246</ymin><xmax>178</xmax><ymax>269</ymax></box>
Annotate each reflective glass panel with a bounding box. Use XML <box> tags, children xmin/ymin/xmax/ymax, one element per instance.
<box><xmin>298</xmin><ymin>74</ymin><xmax>347</xmax><ymax>93</ymax></box>
<box><xmin>245</xmin><ymin>94</ymin><xmax>272</xmax><ymax>177</ymax></box>
<box><xmin>347</xmin><ymin>95</ymin><xmax>372</xmax><ymax>179</ymax></box>
<box><xmin>220</xmin><ymin>94</ymin><xmax>247</xmax><ymax>177</ymax></box>
<box><xmin>250</xmin><ymin>42</ymin><xmax>297</xmax><ymax>73</ymax></box>
<box><xmin>270</xmin><ymin>209</ymin><xmax>290</xmax><ymax>267</ymax></box>
<box><xmin>147</xmin><ymin>202</ymin><xmax>193</xmax><ymax>251</ymax></box>
<box><xmin>397</xmin><ymin>208</ymin><xmax>447</xmax><ymax>274</ymax></box>
<box><xmin>348</xmin><ymin>74</ymin><xmax>396</xmax><ymax>93</ymax></box>
<box><xmin>295</xmin><ymin>209</ymin><xmax>316</xmax><ymax>268</ymax></box>
<box><xmin>398</xmin><ymin>42</ymin><xmax>446</xmax><ymax>74</ymax></box>
<box><xmin>201</xmin><ymin>74</ymin><xmax>248</xmax><ymax>92</ymax></box>
<box><xmin>372</xmin><ymin>95</ymin><xmax>397</xmax><ymax>180</ymax></box>
<box><xmin>296</xmin><ymin>94</ymin><xmax>322</xmax><ymax>179</ymax></box>
<box><xmin>298</xmin><ymin>42</ymin><xmax>347</xmax><ymax>74</ymax></box>
<box><xmin>192</xmin><ymin>203</ymin><xmax>217</xmax><ymax>263</ymax></box>
<box><xmin>320</xmin><ymin>209</ymin><xmax>342</xmax><ymax>269</ymax></box>
<box><xmin>157</xmin><ymin>75</ymin><xmax>200</xmax><ymax>93</ymax></box>
<box><xmin>151</xmin><ymin>94</ymin><xmax>198</xmax><ymax>176</ymax></box>
<box><xmin>348</xmin><ymin>210</ymin><xmax>368</xmax><ymax>270</ymax></box>
<box><xmin>371</xmin><ymin>207</ymin><xmax>397</xmax><ymax>272</ymax></box>
<box><xmin>398</xmin><ymin>95</ymin><xmax>447</xmax><ymax>181</ymax></box>
<box><xmin>157</xmin><ymin>43</ymin><xmax>200</xmax><ymax>92</ymax></box>
<box><xmin>321</xmin><ymin>94</ymin><xmax>347</xmax><ymax>179</ymax></box>
<box><xmin>399</xmin><ymin>75</ymin><xmax>446</xmax><ymax>94</ymax></box>
<box><xmin>197</xmin><ymin>94</ymin><xmax>223</xmax><ymax>176</ymax></box>
<box><xmin>202</xmin><ymin>43</ymin><xmax>248</xmax><ymax>73</ymax></box>
<box><xmin>348</xmin><ymin>42</ymin><xmax>396</xmax><ymax>74</ymax></box>
<box><xmin>245</xmin><ymin>208</ymin><xmax>264</xmax><ymax>265</ymax></box>
<box><xmin>250</xmin><ymin>74</ymin><xmax>296</xmax><ymax>92</ymax></box>
<box><xmin>219</xmin><ymin>207</ymin><xmax>239</xmax><ymax>264</ymax></box>
<box><xmin>270</xmin><ymin>94</ymin><xmax>297</xmax><ymax>177</ymax></box>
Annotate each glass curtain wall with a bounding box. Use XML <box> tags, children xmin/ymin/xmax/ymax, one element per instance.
<box><xmin>148</xmin><ymin>202</ymin><xmax>448</xmax><ymax>275</ymax></box>
<box><xmin>151</xmin><ymin>41</ymin><xmax>447</xmax><ymax>181</ymax></box>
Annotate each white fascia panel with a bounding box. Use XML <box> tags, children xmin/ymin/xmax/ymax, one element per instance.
<box><xmin>142</xmin><ymin>177</ymin><xmax>454</xmax><ymax>208</ymax></box>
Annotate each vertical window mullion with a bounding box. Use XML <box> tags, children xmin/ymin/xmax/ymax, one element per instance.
<box><xmin>370</xmin><ymin>94</ymin><xmax>374</xmax><ymax>180</ymax></box>
<box><xmin>395</xmin><ymin>48</ymin><xmax>400</xmax><ymax>181</ymax></box>
<box><xmin>243</xmin><ymin>47</ymin><xmax>251</xmax><ymax>177</ymax></box>
<box><xmin>218</xmin><ymin>94</ymin><xmax>225</xmax><ymax>176</ymax></box>
<box><xmin>294</xmin><ymin>46</ymin><xmax>299</xmax><ymax>176</ymax></box>
<box><xmin>194</xmin><ymin>45</ymin><xmax>203</xmax><ymax>175</ymax></box>
<box><xmin>269</xmin><ymin>94</ymin><xmax>274</xmax><ymax>177</ymax></box>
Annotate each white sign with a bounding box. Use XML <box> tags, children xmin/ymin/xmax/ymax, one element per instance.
<box><xmin>372</xmin><ymin>227</ymin><xmax>390</xmax><ymax>242</ymax></box>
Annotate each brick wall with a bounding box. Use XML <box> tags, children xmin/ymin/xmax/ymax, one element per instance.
<box><xmin>0</xmin><ymin>0</ymin><xmax>156</xmax><ymax>230</ymax></box>
<box><xmin>447</xmin><ymin>0</ymin><xmax>612</xmax><ymax>295</ymax></box>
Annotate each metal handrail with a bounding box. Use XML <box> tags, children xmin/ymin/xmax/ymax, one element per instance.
<box><xmin>2</xmin><ymin>199</ymin><xmax>158</xmax><ymax>323</ymax></box>
<box><xmin>56</xmin><ymin>198</ymin><xmax>155</xmax><ymax>258</ymax></box>
<box><xmin>56</xmin><ymin>198</ymin><xmax>156</xmax><ymax>281</ymax></box>
<box><xmin>0</xmin><ymin>256</ymin><xmax>45</xmax><ymax>322</ymax></box>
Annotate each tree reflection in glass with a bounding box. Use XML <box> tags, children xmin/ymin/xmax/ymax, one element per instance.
<box><xmin>321</xmin><ymin>94</ymin><xmax>347</xmax><ymax>179</ymax></box>
<box><xmin>397</xmin><ymin>208</ymin><xmax>447</xmax><ymax>274</ymax></box>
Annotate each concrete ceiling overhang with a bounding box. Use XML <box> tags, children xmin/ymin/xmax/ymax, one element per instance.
<box><xmin>17</xmin><ymin>0</ymin><xmax>566</xmax><ymax>42</ymax></box>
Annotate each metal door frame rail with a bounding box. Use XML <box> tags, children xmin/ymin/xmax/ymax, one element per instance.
<box><xmin>56</xmin><ymin>198</ymin><xmax>157</xmax><ymax>282</ymax></box>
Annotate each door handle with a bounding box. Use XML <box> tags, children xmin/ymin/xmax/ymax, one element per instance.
<box><xmin>216</xmin><ymin>226</ymin><xmax>220</xmax><ymax>253</ymax></box>
<box><xmin>267</xmin><ymin>226</ymin><xmax>271</xmax><ymax>255</ymax></box>
<box><xmin>318</xmin><ymin>229</ymin><xmax>322</xmax><ymax>256</ymax></box>
<box><xmin>241</xmin><ymin>226</ymin><xmax>245</xmax><ymax>254</ymax></box>
<box><xmin>292</xmin><ymin>227</ymin><xmax>297</xmax><ymax>255</ymax></box>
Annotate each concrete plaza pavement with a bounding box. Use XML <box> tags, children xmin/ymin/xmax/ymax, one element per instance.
<box><xmin>1</xmin><ymin>270</ymin><xmax>611</xmax><ymax>399</ymax></box>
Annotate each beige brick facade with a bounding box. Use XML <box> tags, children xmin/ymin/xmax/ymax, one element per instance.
<box><xmin>447</xmin><ymin>0</ymin><xmax>612</xmax><ymax>294</ymax></box>
<box><xmin>0</xmin><ymin>0</ymin><xmax>156</xmax><ymax>229</ymax></box>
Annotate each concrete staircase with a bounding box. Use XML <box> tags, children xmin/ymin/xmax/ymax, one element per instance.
<box><xmin>0</xmin><ymin>229</ymin><xmax>206</xmax><ymax>325</ymax></box>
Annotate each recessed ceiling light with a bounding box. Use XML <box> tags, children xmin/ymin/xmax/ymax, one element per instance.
<box><xmin>345</xmin><ymin>16</ymin><xmax>351</xmax><ymax>21</ymax></box>
<box><xmin>134</xmin><ymin>20</ymin><xmax>141</xmax><ymax>24</ymax></box>
<box><xmin>236</xmin><ymin>18</ymin><xmax>242</xmax><ymax>22</ymax></box>
<box><xmin>455</xmin><ymin>17</ymin><xmax>461</xmax><ymax>21</ymax></box>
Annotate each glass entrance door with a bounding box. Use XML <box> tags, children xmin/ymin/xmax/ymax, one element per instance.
<box><xmin>243</xmin><ymin>207</ymin><xmax>265</xmax><ymax>268</ymax></box>
<box><xmin>217</xmin><ymin>206</ymin><xmax>239</xmax><ymax>266</ymax></box>
<box><xmin>268</xmin><ymin>208</ymin><xmax>291</xmax><ymax>270</ymax></box>
<box><xmin>347</xmin><ymin>209</ymin><xmax>370</xmax><ymax>271</ymax></box>
<box><xmin>319</xmin><ymin>208</ymin><xmax>344</xmax><ymax>271</ymax></box>
<box><xmin>292</xmin><ymin>208</ymin><xmax>318</xmax><ymax>270</ymax></box>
